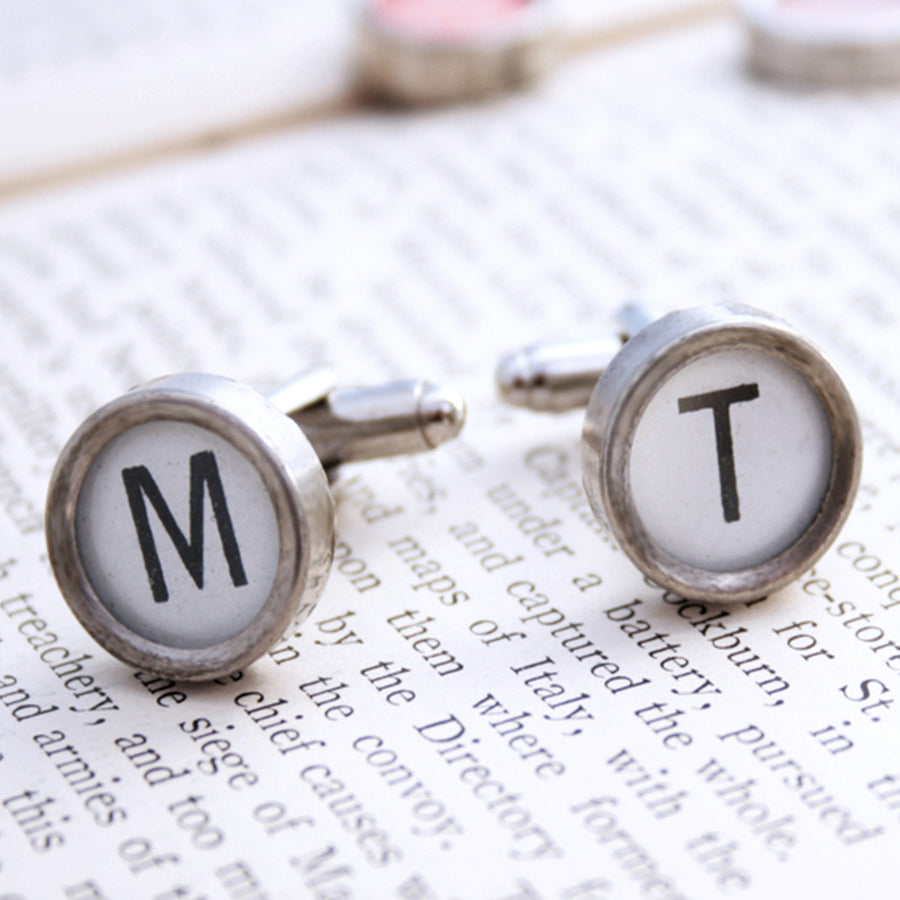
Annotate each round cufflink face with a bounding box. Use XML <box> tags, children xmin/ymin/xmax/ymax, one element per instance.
<box><xmin>582</xmin><ymin>305</ymin><xmax>861</xmax><ymax>602</ymax></box>
<box><xmin>373</xmin><ymin>0</ymin><xmax>532</xmax><ymax>39</ymax></box>
<box><xmin>358</xmin><ymin>0</ymin><xmax>558</xmax><ymax>104</ymax></box>
<box><xmin>46</xmin><ymin>374</ymin><xmax>335</xmax><ymax>680</ymax></box>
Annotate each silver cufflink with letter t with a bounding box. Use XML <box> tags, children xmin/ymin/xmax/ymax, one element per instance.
<box><xmin>497</xmin><ymin>303</ymin><xmax>861</xmax><ymax>603</ymax></box>
<box><xmin>45</xmin><ymin>369</ymin><xmax>465</xmax><ymax>681</ymax></box>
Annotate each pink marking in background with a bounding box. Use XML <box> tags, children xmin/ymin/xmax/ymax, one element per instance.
<box><xmin>374</xmin><ymin>0</ymin><xmax>529</xmax><ymax>39</ymax></box>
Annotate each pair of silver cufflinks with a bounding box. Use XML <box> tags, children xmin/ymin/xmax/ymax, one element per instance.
<box><xmin>358</xmin><ymin>0</ymin><xmax>900</xmax><ymax>106</ymax></box>
<box><xmin>46</xmin><ymin>304</ymin><xmax>861</xmax><ymax>680</ymax></box>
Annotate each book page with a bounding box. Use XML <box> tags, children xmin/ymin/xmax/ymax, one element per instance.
<box><xmin>559</xmin><ymin>0</ymin><xmax>729</xmax><ymax>50</ymax></box>
<box><xmin>0</xmin><ymin>0</ymin><xmax>356</xmax><ymax>189</ymax></box>
<box><xmin>2</xmin><ymin>18</ymin><xmax>900</xmax><ymax>898</ymax></box>
<box><xmin>0</xmin><ymin>0</ymin><xmax>723</xmax><ymax>193</ymax></box>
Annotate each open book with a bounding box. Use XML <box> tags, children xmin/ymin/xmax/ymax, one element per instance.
<box><xmin>3</xmin><ymin>2</ymin><xmax>900</xmax><ymax>898</ymax></box>
<box><xmin>0</xmin><ymin>0</ymin><xmax>725</xmax><ymax>193</ymax></box>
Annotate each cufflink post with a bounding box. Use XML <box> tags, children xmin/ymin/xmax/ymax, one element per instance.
<box><xmin>268</xmin><ymin>371</ymin><xmax>466</xmax><ymax>469</ymax></box>
<box><xmin>496</xmin><ymin>302</ymin><xmax>659</xmax><ymax>412</ymax></box>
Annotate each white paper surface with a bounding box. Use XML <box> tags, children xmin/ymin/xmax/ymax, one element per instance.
<box><xmin>558</xmin><ymin>0</ymin><xmax>725</xmax><ymax>37</ymax></box>
<box><xmin>0</xmin><ymin>0</ymin><xmax>723</xmax><ymax>189</ymax></box>
<box><xmin>0</xmin><ymin>0</ymin><xmax>356</xmax><ymax>187</ymax></box>
<box><xmin>3</xmin><ymin>18</ymin><xmax>900</xmax><ymax>898</ymax></box>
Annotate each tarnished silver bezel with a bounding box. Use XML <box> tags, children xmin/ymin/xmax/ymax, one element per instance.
<box><xmin>582</xmin><ymin>305</ymin><xmax>861</xmax><ymax>603</ymax></box>
<box><xmin>45</xmin><ymin>373</ymin><xmax>335</xmax><ymax>680</ymax></box>
<box><xmin>357</xmin><ymin>0</ymin><xmax>559</xmax><ymax>104</ymax></box>
<box><xmin>741</xmin><ymin>0</ymin><xmax>900</xmax><ymax>87</ymax></box>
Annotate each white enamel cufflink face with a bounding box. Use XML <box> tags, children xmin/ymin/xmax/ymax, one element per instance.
<box><xmin>357</xmin><ymin>0</ymin><xmax>559</xmax><ymax>105</ymax></box>
<box><xmin>46</xmin><ymin>370</ymin><xmax>465</xmax><ymax>680</ymax></box>
<box><xmin>497</xmin><ymin>304</ymin><xmax>861</xmax><ymax>603</ymax></box>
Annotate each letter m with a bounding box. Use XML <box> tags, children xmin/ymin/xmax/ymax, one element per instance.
<box><xmin>122</xmin><ymin>450</ymin><xmax>248</xmax><ymax>603</ymax></box>
<box><xmin>291</xmin><ymin>845</ymin><xmax>353</xmax><ymax>885</ymax></box>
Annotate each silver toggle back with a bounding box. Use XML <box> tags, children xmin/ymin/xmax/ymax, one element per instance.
<box><xmin>268</xmin><ymin>369</ymin><xmax>466</xmax><ymax>469</ymax></box>
<box><xmin>496</xmin><ymin>302</ymin><xmax>659</xmax><ymax>412</ymax></box>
